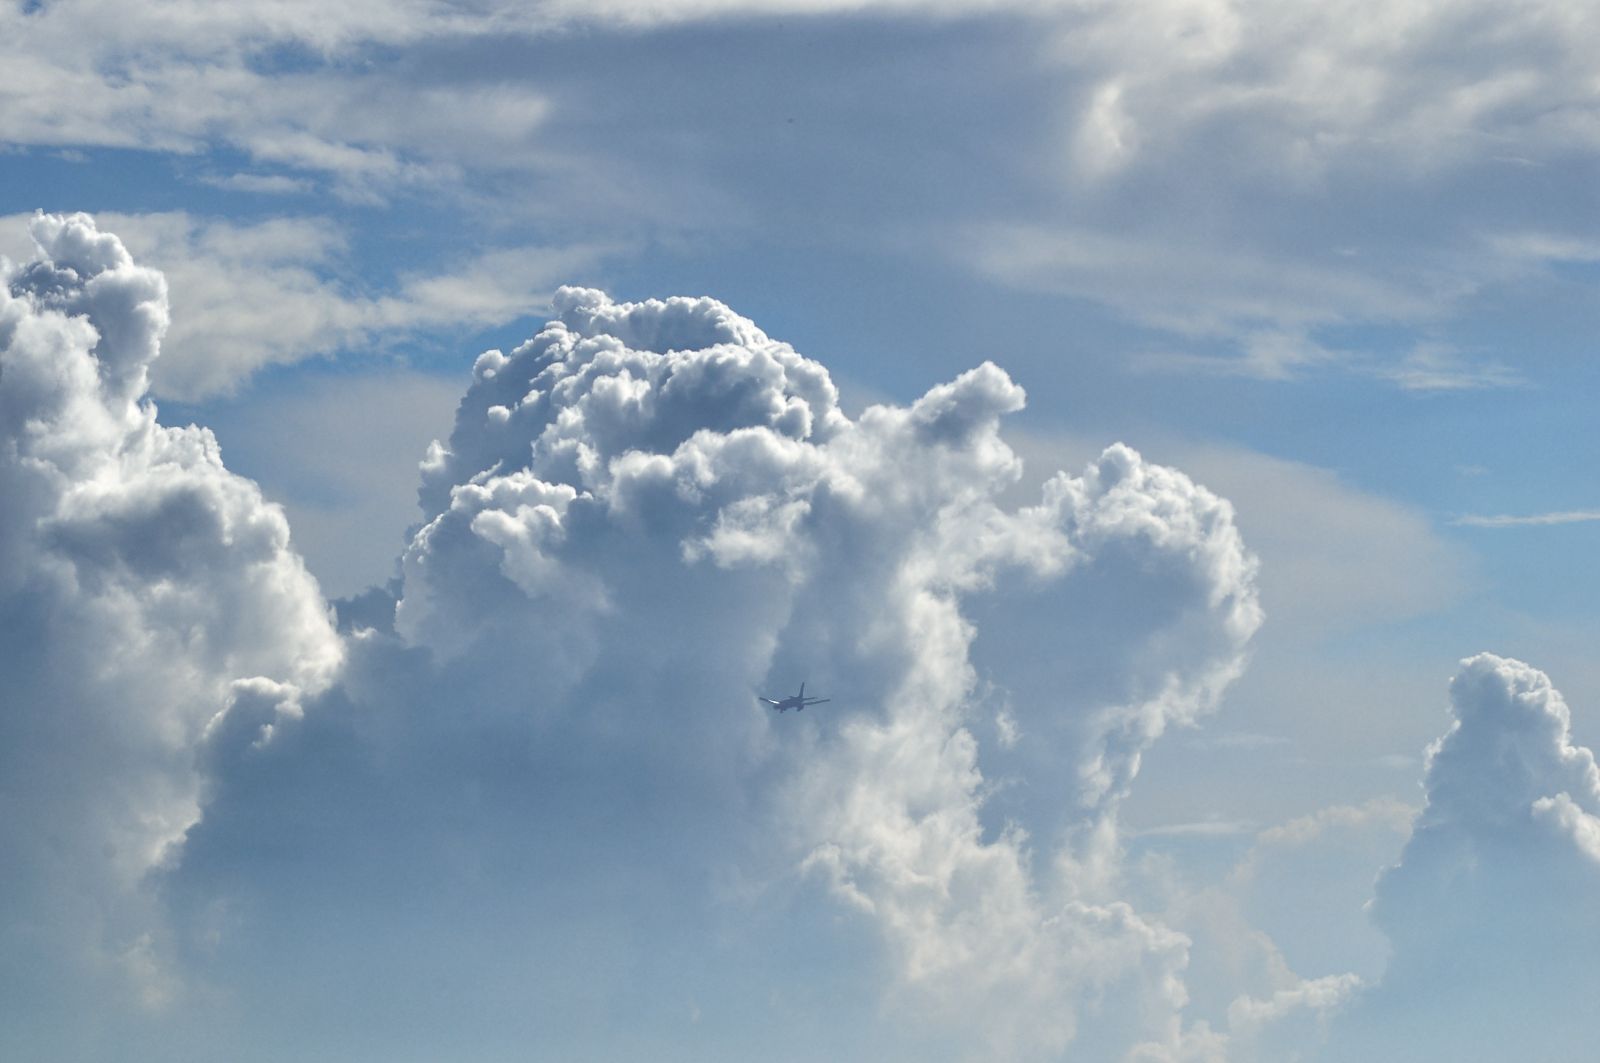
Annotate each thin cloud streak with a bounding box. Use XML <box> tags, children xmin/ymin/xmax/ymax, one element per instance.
<box><xmin>1133</xmin><ymin>819</ymin><xmax>1258</xmax><ymax>839</ymax></box>
<box><xmin>1453</xmin><ymin>510</ymin><xmax>1600</xmax><ymax>528</ymax></box>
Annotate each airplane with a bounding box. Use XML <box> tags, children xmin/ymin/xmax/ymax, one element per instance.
<box><xmin>759</xmin><ymin>682</ymin><xmax>830</xmax><ymax>713</ymax></box>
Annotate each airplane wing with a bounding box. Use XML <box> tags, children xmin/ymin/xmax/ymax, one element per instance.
<box><xmin>805</xmin><ymin>698</ymin><xmax>830</xmax><ymax>705</ymax></box>
<box><xmin>758</xmin><ymin>697</ymin><xmax>782</xmax><ymax>706</ymax></box>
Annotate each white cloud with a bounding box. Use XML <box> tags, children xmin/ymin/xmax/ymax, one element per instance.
<box><xmin>1325</xmin><ymin>654</ymin><xmax>1600</xmax><ymax>1060</ymax></box>
<box><xmin>1224</xmin><ymin>973</ymin><xmax>1363</xmax><ymax>1057</ymax></box>
<box><xmin>1374</xmin><ymin>344</ymin><xmax>1524</xmax><ymax>392</ymax></box>
<box><xmin>7</xmin><ymin>0</ymin><xmax>1595</xmax><ymax>201</ymax></box>
<box><xmin>1531</xmin><ymin>791</ymin><xmax>1600</xmax><ymax>864</ymax></box>
<box><xmin>197</xmin><ymin>172</ymin><xmax>314</xmax><ymax>196</ymax></box>
<box><xmin>1142</xmin><ymin>796</ymin><xmax>1411</xmax><ymax>1047</ymax></box>
<box><xmin>187</xmin><ymin>369</ymin><xmax>464</xmax><ymax>598</ymax></box>
<box><xmin>968</xmin><ymin>226</ymin><xmax>1537</xmax><ymax>390</ymax></box>
<box><xmin>953</xmin><ymin>0</ymin><xmax>1600</xmax><ymax>384</ymax></box>
<box><xmin>4</xmin><ymin>0</ymin><xmax>1596</xmax><ymax>401</ymax></box>
<box><xmin>1134</xmin><ymin>337</ymin><xmax>1525</xmax><ymax>391</ymax></box>
<box><xmin>0</xmin><ymin>4</ymin><xmax>557</xmax><ymax>197</ymax></box>
<box><xmin>1048</xmin><ymin>1</ymin><xmax>1600</xmax><ymax>178</ymax></box>
<box><xmin>1453</xmin><ymin>509</ymin><xmax>1600</xmax><ymax>527</ymax></box>
<box><xmin>1231</xmin><ymin>799</ymin><xmax>1416</xmax><ymax>887</ymax></box>
<box><xmin>1485</xmin><ymin>230</ymin><xmax>1600</xmax><ymax>266</ymax></box>
<box><xmin>125</xmin><ymin>282</ymin><xmax>1262</xmax><ymax>1059</ymax></box>
<box><xmin>970</xmin><ymin>224</ymin><xmax>1446</xmax><ymax>338</ymax></box>
<box><xmin>1189</xmin><ymin>731</ymin><xmax>1291</xmax><ymax>751</ymax></box>
<box><xmin>16</xmin><ymin>212</ymin><xmax>1593</xmax><ymax>1061</ymax></box>
<box><xmin>1</xmin><ymin>211</ymin><xmax>612</xmax><ymax>398</ymax></box>
<box><xmin>0</xmin><ymin>213</ymin><xmax>339</xmax><ymax>1011</ymax></box>
<box><xmin>1008</xmin><ymin>433</ymin><xmax>1470</xmax><ymax>640</ymax></box>
<box><xmin>1135</xmin><ymin>819</ymin><xmax>1258</xmax><ymax>838</ymax></box>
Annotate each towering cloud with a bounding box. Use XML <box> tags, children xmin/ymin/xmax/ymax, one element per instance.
<box><xmin>1326</xmin><ymin>654</ymin><xmax>1600</xmax><ymax>1061</ymax></box>
<box><xmin>0</xmin><ymin>214</ymin><xmax>340</xmax><ymax>1031</ymax></box>
<box><xmin>38</xmin><ymin>213</ymin><xmax>1597</xmax><ymax>1062</ymax></box>
<box><xmin>234</xmin><ymin>285</ymin><xmax>1258</xmax><ymax>1056</ymax></box>
<box><xmin>3</xmin><ymin>221</ymin><xmax>1263</xmax><ymax>1059</ymax></box>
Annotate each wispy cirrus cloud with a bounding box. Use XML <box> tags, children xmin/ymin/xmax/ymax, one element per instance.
<box><xmin>1375</xmin><ymin>345</ymin><xmax>1526</xmax><ymax>392</ymax></box>
<box><xmin>1453</xmin><ymin>510</ymin><xmax>1600</xmax><ymax>528</ymax></box>
<box><xmin>1134</xmin><ymin>818</ymin><xmax>1258</xmax><ymax>839</ymax></box>
<box><xmin>4</xmin><ymin>0</ymin><xmax>1598</xmax><ymax>400</ymax></box>
<box><xmin>1130</xmin><ymin>338</ymin><xmax>1526</xmax><ymax>391</ymax></box>
<box><xmin>953</xmin><ymin>0</ymin><xmax>1600</xmax><ymax>388</ymax></box>
<box><xmin>196</xmin><ymin>172</ymin><xmax>314</xmax><ymax>196</ymax></box>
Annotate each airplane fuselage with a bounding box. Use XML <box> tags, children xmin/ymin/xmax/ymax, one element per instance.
<box><xmin>760</xmin><ymin>681</ymin><xmax>830</xmax><ymax>713</ymax></box>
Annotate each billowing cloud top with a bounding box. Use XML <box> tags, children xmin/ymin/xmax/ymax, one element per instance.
<box><xmin>14</xmin><ymin>210</ymin><xmax>1600</xmax><ymax>1063</ymax></box>
<box><xmin>373</xmin><ymin>285</ymin><xmax>1263</xmax><ymax>1054</ymax></box>
<box><xmin>0</xmin><ymin>214</ymin><xmax>340</xmax><ymax>1014</ymax></box>
<box><xmin>1326</xmin><ymin>654</ymin><xmax>1600</xmax><ymax>1061</ymax></box>
<box><xmin>5</xmin><ymin>216</ymin><xmax>1271</xmax><ymax>1058</ymax></box>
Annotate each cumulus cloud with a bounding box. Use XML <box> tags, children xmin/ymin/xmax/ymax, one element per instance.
<box><xmin>0</xmin><ymin>212</ymin><xmax>612</xmax><ymax>399</ymax></box>
<box><xmin>0</xmin><ymin>213</ymin><xmax>339</xmax><ymax>1023</ymax></box>
<box><xmin>19</xmin><ymin>209</ymin><xmax>1599</xmax><ymax>1063</ymax></box>
<box><xmin>182</xmin><ymin>369</ymin><xmax>464</xmax><ymax>598</ymax></box>
<box><xmin>139</xmin><ymin>281</ymin><xmax>1261</xmax><ymax>1058</ymax></box>
<box><xmin>18</xmin><ymin>210</ymin><xmax>1600</xmax><ymax>1062</ymax></box>
<box><xmin>1325</xmin><ymin>654</ymin><xmax>1600</xmax><ymax>1061</ymax></box>
<box><xmin>67</xmin><ymin>213</ymin><xmax>1600</xmax><ymax>1063</ymax></box>
<box><xmin>1007</xmin><ymin>432</ymin><xmax>1471</xmax><ymax>648</ymax></box>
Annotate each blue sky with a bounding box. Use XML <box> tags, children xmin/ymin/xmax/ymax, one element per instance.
<box><xmin>3</xmin><ymin>2</ymin><xmax>1599</xmax><ymax>1060</ymax></box>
